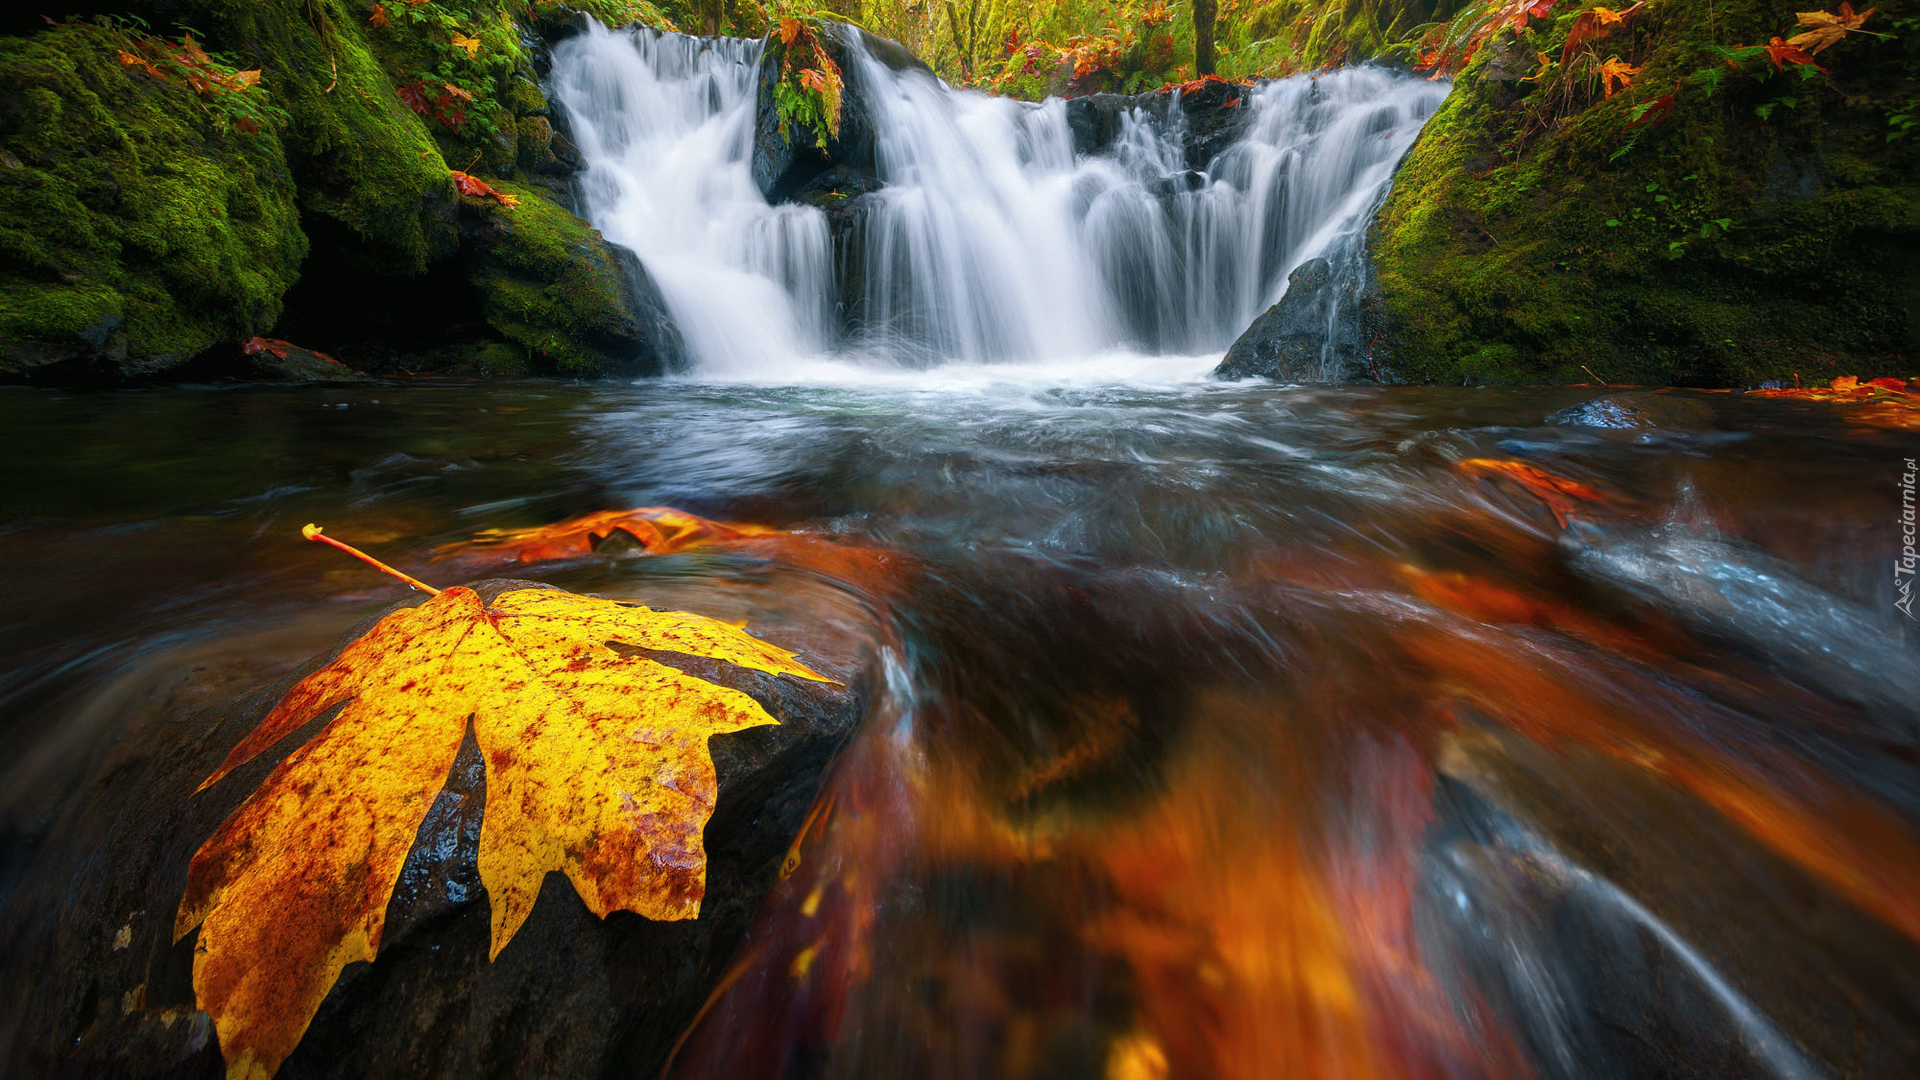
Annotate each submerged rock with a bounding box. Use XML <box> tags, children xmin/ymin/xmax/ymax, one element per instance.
<box><xmin>1214</xmin><ymin>256</ymin><xmax>1390</xmax><ymax>383</ymax></box>
<box><xmin>1549</xmin><ymin>392</ymin><xmax>1716</xmax><ymax>432</ymax></box>
<box><xmin>0</xmin><ymin>579</ymin><xmax>869</xmax><ymax>1079</ymax></box>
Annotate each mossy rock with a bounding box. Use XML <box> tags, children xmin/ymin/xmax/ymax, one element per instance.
<box><xmin>0</xmin><ymin>23</ymin><xmax>306</xmax><ymax>380</ymax></box>
<box><xmin>179</xmin><ymin>0</ymin><xmax>460</xmax><ymax>274</ymax></box>
<box><xmin>461</xmin><ymin>182</ymin><xmax>684</xmax><ymax>376</ymax></box>
<box><xmin>1373</xmin><ymin>0</ymin><xmax>1919</xmax><ymax>385</ymax></box>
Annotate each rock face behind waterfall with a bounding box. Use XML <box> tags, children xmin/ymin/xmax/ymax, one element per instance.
<box><xmin>1213</xmin><ymin>255</ymin><xmax>1394</xmax><ymax>383</ymax></box>
<box><xmin>1065</xmin><ymin>77</ymin><xmax>1254</xmax><ymax>171</ymax></box>
<box><xmin>751</xmin><ymin>24</ymin><xmax>931</xmax><ymax>204</ymax></box>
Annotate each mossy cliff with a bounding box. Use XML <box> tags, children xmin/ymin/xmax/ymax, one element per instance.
<box><xmin>0</xmin><ymin>22</ymin><xmax>304</xmax><ymax>376</ymax></box>
<box><xmin>0</xmin><ymin>1</ymin><xmax>677</xmax><ymax>383</ymax></box>
<box><xmin>1371</xmin><ymin>0</ymin><xmax>1919</xmax><ymax>385</ymax></box>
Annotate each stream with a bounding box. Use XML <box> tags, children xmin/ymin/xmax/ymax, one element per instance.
<box><xmin>2</xmin><ymin>374</ymin><xmax>1917</xmax><ymax>1077</ymax></box>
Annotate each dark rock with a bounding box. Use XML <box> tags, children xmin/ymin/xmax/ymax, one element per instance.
<box><xmin>0</xmin><ymin>579</ymin><xmax>870</xmax><ymax>1079</ymax></box>
<box><xmin>1064</xmin><ymin>93</ymin><xmax>1136</xmax><ymax>157</ymax></box>
<box><xmin>752</xmin><ymin>23</ymin><xmax>932</xmax><ymax>204</ymax></box>
<box><xmin>1146</xmin><ymin>170</ymin><xmax>1207</xmax><ymax>197</ymax></box>
<box><xmin>1548</xmin><ymin>392</ymin><xmax>1716</xmax><ymax>431</ymax></box>
<box><xmin>245</xmin><ymin>340</ymin><xmax>365</xmax><ymax>383</ymax></box>
<box><xmin>1064</xmin><ymin>81</ymin><xmax>1254</xmax><ymax>171</ymax></box>
<box><xmin>460</xmin><ymin>187</ymin><xmax>686</xmax><ymax>377</ymax></box>
<box><xmin>1214</xmin><ymin>255</ymin><xmax>1389</xmax><ymax>383</ymax></box>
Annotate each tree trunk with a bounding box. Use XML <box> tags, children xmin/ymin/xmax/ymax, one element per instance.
<box><xmin>1193</xmin><ymin>0</ymin><xmax>1217</xmax><ymax>76</ymax></box>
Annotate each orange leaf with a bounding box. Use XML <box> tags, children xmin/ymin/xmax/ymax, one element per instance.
<box><xmin>230</xmin><ymin>68</ymin><xmax>261</xmax><ymax>89</ymax></box>
<box><xmin>451</xmin><ymin>31</ymin><xmax>481</xmax><ymax>58</ymax></box>
<box><xmin>242</xmin><ymin>336</ymin><xmax>293</xmax><ymax>360</ymax></box>
<box><xmin>1458</xmin><ymin>457</ymin><xmax>1612</xmax><ymax>526</ymax></box>
<box><xmin>368</xmin><ymin>3</ymin><xmax>388</xmax><ymax>27</ymax></box>
<box><xmin>779</xmin><ymin>17</ymin><xmax>803</xmax><ymax>47</ymax></box>
<box><xmin>1559</xmin><ymin>1</ymin><xmax>1643</xmax><ymax>66</ymax></box>
<box><xmin>438</xmin><ymin>506</ymin><xmax>778</xmax><ymax>567</ymax></box>
<box><xmin>176</xmin><ymin>585</ymin><xmax>835</xmax><ymax>1079</ymax></box>
<box><xmin>1597</xmin><ymin>55</ymin><xmax>1641</xmax><ymax>96</ymax></box>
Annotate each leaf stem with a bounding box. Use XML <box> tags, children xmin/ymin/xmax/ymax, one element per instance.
<box><xmin>302</xmin><ymin>524</ymin><xmax>442</xmax><ymax>595</ymax></box>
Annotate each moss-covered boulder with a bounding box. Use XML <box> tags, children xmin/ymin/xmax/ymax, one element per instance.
<box><xmin>1372</xmin><ymin>0</ymin><xmax>1918</xmax><ymax>385</ymax></box>
<box><xmin>181</xmin><ymin>0</ymin><xmax>462</xmax><ymax>275</ymax></box>
<box><xmin>0</xmin><ymin>22</ymin><xmax>305</xmax><ymax>380</ymax></box>
<box><xmin>462</xmin><ymin>182</ymin><xmax>684</xmax><ymax>376</ymax></box>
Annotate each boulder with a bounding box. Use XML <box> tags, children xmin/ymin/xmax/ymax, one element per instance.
<box><xmin>751</xmin><ymin>23</ymin><xmax>932</xmax><ymax>205</ymax></box>
<box><xmin>244</xmin><ymin>338</ymin><xmax>365</xmax><ymax>382</ymax></box>
<box><xmin>461</xmin><ymin>185</ymin><xmax>686</xmax><ymax>377</ymax></box>
<box><xmin>1214</xmin><ymin>256</ymin><xmax>1390</xmax><ymax>383</ymax></box>
<box><xmin>0</xmin><ymin>579</ymin><xmax>869</xmax><ymax>1079</ymax></box>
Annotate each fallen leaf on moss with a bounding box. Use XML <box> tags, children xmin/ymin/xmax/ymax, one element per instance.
<box><xmin>1559</xmin><ymin>2</ymin><xmax>1643</xmax><ymax>66</ymax></box>
<box><xmin>449</xmin><ymin>169</ymin><xmax>518</xmax><ymax>207</ymax></box>
<box><xmin>368</xmin><ymin>4</ymin><xmax>387</xmax><ymax>28</ymax></box>
<box><xmin>1787</xmin><ymin>2</ymin><xmax>1875</xmax><ymax>54</ymax></box>
<box><xmin>451</xmin><ymin>31</ymin><xmax>481</xmax><ymax>58</ymax></box>
<box><xmin>177</xmin><ymin>585</ymin><xmax>834</xmax><ymax>1080</ymax></box>
<box><xmin>1597</xmin><ymin>55</ymin><xmax>1641</xmax><ymax>97</ymax></box>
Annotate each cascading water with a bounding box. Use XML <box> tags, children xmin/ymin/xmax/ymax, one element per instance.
<box><xmin>547</xmin><ymin>24</ymin><xmax>1448</xmax><ymax>374</ymax></box>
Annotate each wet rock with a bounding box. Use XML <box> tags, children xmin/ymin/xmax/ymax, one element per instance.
<box><xmin>1146</xmin><ymin>170</ymin><xmax>1207</xmax><ymax>197</ymax></box>
<box><xmin>245</xmin><ymin>340</ymin><xmax>364</xmax><ymax>383</ymax></box>
<box><xmin>461</xmin><ymin>187</ymin><xmax>686</xmax><ymax>377</ymax></box>
<box><xmin>1065</xmin><ymin>80</ymin><xmax>1253</xmax><ymax>170</ymax></box>
<box><xmin>752</xmin><ymin>23</ymin><xmax>932</xmax><ymax>204</ymax></box>
<box><xmin>1214</xmin><ymin>256</ymin><xmax>1389</xmax><ymax>383</ymax></box>
<box><xmin>0</xmin><ymin>579</ymin><xmax>868</xmax><ymax>1079</ymax></box>
<box><xmin>1548</xmin><ymin>392</ymin><xmax>1716</xmax><ymax>432</ymax></box>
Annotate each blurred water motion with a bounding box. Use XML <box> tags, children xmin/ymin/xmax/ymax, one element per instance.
<box><xmin>1</xmin><ymin>377</ymin><xmax>1916</xmax><ymax>1078</ymax></box>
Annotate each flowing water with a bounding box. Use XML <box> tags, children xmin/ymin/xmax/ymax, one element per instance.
<box><xmin>548</xmin><ymin>25</ymin><xmax>1447</xmax><ymax>369</ymax></box>
<box><xmin>3</xmin><ymin>25</ymin><xmax>1919</xmax><ymax>1080</ymax></box>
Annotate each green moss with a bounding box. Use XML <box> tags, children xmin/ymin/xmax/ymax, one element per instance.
<box><xmin>179</xmin><ymin>0</ymin><xmax>459</xmax><ymax>273</ymax></box>
<box><xmin>1374</xmin><ymin>0</ymin><xmax>1919</xmax><ymax>384</ymax></box>
<box><xmin>465</xmin><ymin>182</ymin><xmax>639</xmax><ymax>375</ymax></box>
<box><xmin>0</xmin><ymin>23</ymin><xmax>305</xmax><ymax>375</ymax></box>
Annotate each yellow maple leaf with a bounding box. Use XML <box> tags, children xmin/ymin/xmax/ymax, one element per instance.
<box><xmin>451</xmin><ymin>31</ymin><xmax>482</xmax><ymax>58</ymax></box>
<box><xmin>175</xmin><ymin>583</ymin><xmax>834</xmax><ymax>1080</ymax></box>
<box><xmin>1786</xmin><ymin>2</ymin><xmax>1876</xmax><ymax>54</ymax></box>
<box><xmin>1597</xmin><ymin>55</ymin><xmax>1641</xmax><ymax>97</ymax></box>
<box><xmin>230</xmin><ymin>68</ymin><xmax>261</xmax><ymax>89</ymax></box>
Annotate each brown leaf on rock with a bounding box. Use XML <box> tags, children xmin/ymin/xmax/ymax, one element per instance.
<box><xmin>177</xmin><ymin>585</ymin><xmax>835</xmax><ymax>1079</ymax></box>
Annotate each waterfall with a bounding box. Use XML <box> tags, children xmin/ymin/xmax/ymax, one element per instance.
<box><xmin>547</xmin><ymin>24</ymin><xmax>1448</xmax><ymax>376</ymax></box>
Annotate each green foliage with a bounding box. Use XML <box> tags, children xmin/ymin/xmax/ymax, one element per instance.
<box><xmin>1372</xmin><ymin>0</ymin><xmax>1918</xmax><ymax>385</ymax></box>
<box><xmin>0</xmin><ymin>21</ymin><xmax>305</xmax><ymax>374</ymax></box>
<box><xmin>767</xmin><ymin>16</ymin><xmax>845</xmax><ymax>149</ymax></box>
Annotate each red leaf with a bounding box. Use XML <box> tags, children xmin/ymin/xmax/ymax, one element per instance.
<box><xmin>1625</xmin><ymin>89</ymin><xmax>1677</xmax><ymax>128</ymax></box>
<box><xmin>1764</xmin><ymin>36</ymin><xmax>1822</xmax><ymax>69</ymax></box>
<box><xmin>243</xmin><ymin>336</ymin><xmax>293</xmax><ymax>359</ymax></box>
